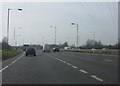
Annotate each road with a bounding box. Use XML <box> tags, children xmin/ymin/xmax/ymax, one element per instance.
<box><xmin>2</xmin><ymin>49</ymin><xmax>118</xmax><ymax>84</ymax></box>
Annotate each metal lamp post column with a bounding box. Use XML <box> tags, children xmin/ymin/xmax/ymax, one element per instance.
<box><xmin>50</xmin><ymin>26</ymin><xmax>56</xmax><ymax>45</ymax></box>
<box><xmin>7</xmin><ymin>8</ymin><xmax>22</xmax><ymax>45</ymax></box>
<box><xmin>71</xmin><ymin>22</ymin><xmax>79</xmax><ymax>50</ymax></box>
<box><xmin>7</xmin><ymin>9</ymin><xmax>10</xmax><ymax>44</ymax></box>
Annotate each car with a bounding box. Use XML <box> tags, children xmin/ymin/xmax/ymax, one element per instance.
<box><xmin>25</xmin><ymin>48</ymin><xmax>36</xmax><ymax>56</ymax></box>
<box><xmin>91</xmin><ymin>48</ymin><xmax>96</xmax><ymax>52</ymax></box>
<box><xmin>53</xmin><ymin>47</ymin><xmax>59</xmax><ymax>52</ymax></box>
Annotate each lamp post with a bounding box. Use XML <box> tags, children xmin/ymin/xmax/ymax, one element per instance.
<box><xmin>14</xmin><ymin>27</ymin><xmax>22</xmax><ymax>46</ymax></box>
<box><xmin>16</xmin><ymin>35</ymin><xmax>21</xmax><ymax>47</ymax></box>
<box><xmin>71</xmin><ymin>22</ymin><xmax>79</xmax><ymax>50</ymax></box>
<box><xmin>50</xmin><ymin>26</ymin><xmax>56</xmax><ymax>45</ymax></box>
<box><xmin>7</xmin><ymin>8</ymin><xmax>22</xmax><ymax>45</ymax></box>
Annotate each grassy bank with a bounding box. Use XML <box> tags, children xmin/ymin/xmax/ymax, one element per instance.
<box><xmin>1</xmin><ymin>50</ymin><xmax>19</xmax><ymax>60</ymax></box>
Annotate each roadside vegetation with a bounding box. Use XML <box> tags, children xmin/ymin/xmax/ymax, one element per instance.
<box><xmin>62</xmin><ymin>39</ymin><xmax>119</xmax><ymax>56</ymax></box>
<box><xmin>2</xmin><ymin>50</ymin><xmax>18</xmax><ymax>60</ymax></box>
<box><xmin>1</xmin><ymin>37</ymin><xmax>20</xmax><ymax>61</ymax></box>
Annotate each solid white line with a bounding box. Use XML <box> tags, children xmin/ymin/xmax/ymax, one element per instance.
<box><xmin>79</xmin><ymin>69</ymin><xmax>88</xmax><ymax>74</ymax></box>
<box><xmin>90</xmin><ymin>75</ymin><xmax>103</xmax><ymax>82</ymax></box>
<box><xmin>72</xmin><ymin>66</ymin><xmax>78</xmax><ymax>69</ymax></box>
<box><xmin>0</xmin><ymin>66</ymin><xmax>9</xmax><ymax>72</ymax></box>
<box><xmin>66</xmin><ymin>63</ymin><xmax>71</xmax><ymax>66</ymax></box>
<box><xmin>0</xmin><ymin>52</ymin><xmax>25</xmax><ymax>72</ymax></box>
<box><xmin>104</xmin><ymin>59</ymin><xmax>113</xmax><ymax>62</ymax></box>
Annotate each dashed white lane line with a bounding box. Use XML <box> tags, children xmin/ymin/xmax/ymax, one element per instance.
<box><xmin>66</xmin><ymin>63</ymin><xmax>71</xmax><ymax>66</ymax></box>
<box><xmin>52</xmin><ymin>57</ymin><xmax>104</xmax><ymax>82</ymax></box>
<box><xmin>104</xmin><ymin>59</ymin><xmax>113</xmax><ymax>62</ymax></box>
<box><xmin>0</xmin><ymin>52</ymin><xmax>25</xmax><ymax>72</ymax></box>
<box><xmin>60</xmin><ymin>60</ymin><xmax>63</xmax><ymax>61</ymax></box>
<box><xmin>90</xmin><ymin>75</ymin><xmax>103</xmax><ymax>82</ymax></box>
<box><xmin>72</xmin><ymin>66</ymin><xmax>78</xmax><ymax>69</ymax></box>
<box><xmin>62</xmin><ymin>61</ymin><xmax>66</xmax><ymax>63</ymax></box>
<box><xmin>79</xmin><ymin>69</ymin><xmax>88</xmax><ymax>74</ymax></box>
<box><xmin>56</xmin><ymin>58</ymin><xmax>60</xmax><ymax>60</ymax></box>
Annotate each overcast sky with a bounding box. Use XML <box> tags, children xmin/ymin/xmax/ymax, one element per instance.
<box><xmin>1</xmin><ymin>1</ymin><xmax>118</xmax><ymax>46</ymax></box>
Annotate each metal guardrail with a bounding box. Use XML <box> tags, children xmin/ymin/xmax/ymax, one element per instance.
<box><xmin>60</xmin><ymin>49</ymin><xmax>119</xmax><ymax>55</ymax></box>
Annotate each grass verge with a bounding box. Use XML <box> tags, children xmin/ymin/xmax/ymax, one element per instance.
<box><xmin>1</xmin><ymin>50</ymin><xmax>19</xmax><ymax>61</ymax></box>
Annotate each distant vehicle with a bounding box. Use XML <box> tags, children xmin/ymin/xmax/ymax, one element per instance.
<box><xmin>43</xmin><ymin>44</ymin><xmax>50</xmax><ymax>52</ymax></box>
<box><xmin>91</xmin><ymin>48</ymin><xmax>96</xmax><ymax>52</ymax></box>
<box><xmin>64</xmin><ymin>47</ymin><xmax>70</xmax><ymax>50</ymax></box>
<box><xmin>25</xmin><ymin>48</ymin><xmax>36</xmax><ymax>56</ymax></box>
<box><xmin>91</xmin><ymin>48</ymin><xmax>96</xmax><ymax>51</ymax></box>
<box><xmin>53</xmin><ymin>47</ymin><xmax>59</xmax><ymax>52</ymax></box>
<box><xmin>23</xmin><ymin>44</ymin><xmax>29</xmax><ymax>51</ymax></box>
<box><xmin>102</xmin><ymin>48</ymin><xmax>106</xmax><ymax>50</ymax></box>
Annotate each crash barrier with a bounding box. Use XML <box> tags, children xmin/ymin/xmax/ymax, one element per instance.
<box><xmin>60</xmin><ymin>49</ymin><xmax>119</xmax><ymax>55</ymax></box>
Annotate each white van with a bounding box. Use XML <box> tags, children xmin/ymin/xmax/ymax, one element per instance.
<box><xmin>43</xmin><ymin>44</ymin><xmax>50</xmax><ymax>52</ymax></box>
<box><xmin>64</xmin><ymin>47</ymin><xmax>70</xmax><ymax>50</ymax></box>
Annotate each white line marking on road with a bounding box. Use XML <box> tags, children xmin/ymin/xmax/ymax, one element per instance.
<box><xmin>90</xmin><ymin>75</ymin><xmax>103</xmax><ymax>82</ymax></box>
<box><xmin>104</xmin><ymin>59</ymin><xmax>113</xmax><ymax>62</ymax></box>
<box><xmin>60</xmin><ymin>60</ymin><xmax>62</xmax><ymax>61</ymax></box>
<box><xmin>0</xmin><ymin>52</ymin><xmax>25</xmax><ymax>72</ymax></box>
<box><xmin>0</xmin><ymin>66</ymin><xmax>9</xmax><ymax>72</ymax></box>
<box><xmin>72</xmin><ymin>66</ymin><xmax>78</xmax><ymax>69</ymax></box>
<box><xmin>79</xmin><ymin>69</ymin><xmax>88</xmax><ymax>74</ymax></box>
<box><xmin>12</xmin><ymin>61</ymin><xmax>15</xmax><ymax>64</ymax></box>
<box><xmin>62</xmin><ymin>61</ymin><xmax>66</xmax><ymax>63</ymax></box>
<box><xmin>56</xmin><ymin>58</ymin><xmax>59</xmax><ymax>60</ymax></box>
<box><xmin>66</xmin><ymin>63</ymin><xmax>71</xmax><ymax>66</ymax></box>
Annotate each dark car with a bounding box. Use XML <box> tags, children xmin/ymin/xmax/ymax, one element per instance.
<box><xmin>53</xmin><ymin>47</ymin><xmax>59</xmax><ymax>52</ymax></box>
<box><xmin>25</xmin><ymin>48</ymin><xmax>36</xmax><ymax>56</ymax></box>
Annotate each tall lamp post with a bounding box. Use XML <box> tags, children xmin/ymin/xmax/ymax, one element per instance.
<box><xmin>14</xmin><ymin>27</ymin><xmax>22</xmax><ymax>46</ymax></box>
<box><xmin>50</xmin><ymin>26</ymin><xmax>56</xmax><ymax>45</ymax></box>
<box><xmin>7</xmin><ymin>8</ymin><xmax>22</xmax><ymax>45</ymax></box>
<box><xmin>71</xmin><ymin>22</ymin><xmax>79</xmax><ymax>50</ymax></box>
<box><xmin>16</xmin><ymin>35</ymin><xmax>21</xmax><ymax>47</ymax></box>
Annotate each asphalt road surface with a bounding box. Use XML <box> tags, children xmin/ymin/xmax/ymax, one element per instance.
<box><xmin>2</xmin><ymin>49</ymin><xmax>118</xmax><ymax>84</ymax></box>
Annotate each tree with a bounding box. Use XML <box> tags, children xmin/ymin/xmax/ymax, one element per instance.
<box><xmin>2</xmin><ymin>37</ymin><xmax>8</xmax><ymax>43</ymax></box>
<box><xmin>86</xmin><ymin>39</ymin><xmax>94</xmax><ymax>49</ymax></box>
<box><xmin>2</xmin><ymin>37</ymin><xmax>12</xmax><ymax>50</ymax></box>
<box><xmin>85</xmin><ymin>39</ymin><xmax>103</xmax><ymax>49</ymax></box>
<box><xmin>62</xmin><ymin>42</ymin><xmax>68</xmax><ymax>47</ymax></box>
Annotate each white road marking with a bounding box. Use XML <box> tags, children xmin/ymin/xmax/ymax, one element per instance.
<box><xmin>60</xmin><ymin>60</ymin><xmax>63</xmax><ymax>61</ymax></box>
<box><xmin>0</xmin><ymin>66</ymin><xmax>8</xmax><ymax>72</ymax></box>
<box><xmin>90</xmin><ymin>75</ymin><xmax>103</xmax><ymax>82</ymax></box>
<box><xmin>56</xmin><ymin>58</ymin><xmax>59</xmax><ymax>60</ymax></box>
<box><xmin>62</xmin><ymin>61</ymin><xmax>66</xmax><ymax>63</ymax></box>
<box><xmin>0</xmin><ymin>52</ymin><xmax>25</xmax><ymax>72</ymax></box>
<box><xmin>79</xmin><ymin>69</ymin><xmax>88</xmax><ymax>74</ymax></box>
<box><xmin>72</xmin><ymin>66</ymin><xmax>78</xmax><ymax>69</ymax></box>
<box><xmin>51</xmin><ymin>56</ymin><xmax>105</xmax><ymax>82</ymax></box>
<box><xmin>66</xmin><ymin>63</ymin><xmax>71</xmax><ymax>66</ymax></box>
<box><xmin>104</xmin><ymin>59</ymin><xmax>113</xmax><ymax>62</ymax></box>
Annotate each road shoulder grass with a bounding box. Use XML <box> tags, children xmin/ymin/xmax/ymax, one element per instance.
<box><xmin>1</xmin><ymin>50</ymin><xmax>20</xmax><ymax>61</ymax></box>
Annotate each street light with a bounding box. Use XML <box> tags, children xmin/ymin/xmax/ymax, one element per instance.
<box><xmin>16</xmin><ymin>35</ymin><xmax>21</xmax><ymax>47</ymax></box>
<box><xmin>71</xmin><ymin>22</ymin><xmax>79</xmax><ymax>50</ymax></box>
<box><xmin>50</xmin><ymin>26</ymin><xmax>56</xmax><ymax>45</ymax></box>
<box><xmin>14</xmin><ymin>27</ymin><xmax>22</xmax><ymax>46</ymax></box>
<box><xmin>7</xmin><ymin>8</ymin><xmax>22</xmax><ymax>45</ymax></box>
